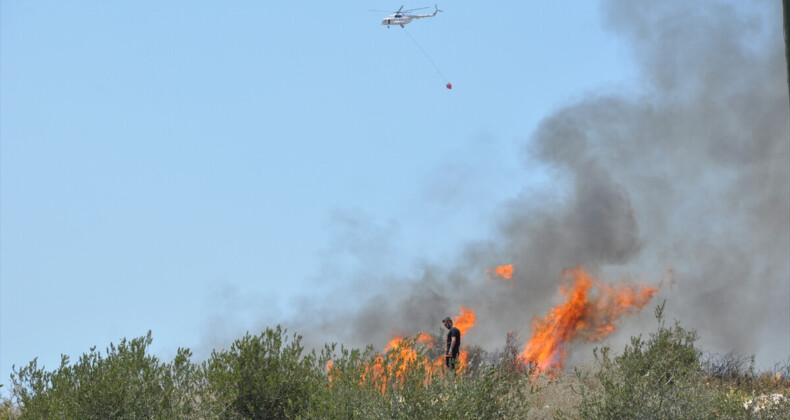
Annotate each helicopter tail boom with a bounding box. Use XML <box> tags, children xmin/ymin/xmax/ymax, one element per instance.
<box><xmin>411</xmin><ymin>5</ymin><xmax>442</xmax><ymax>19</ymax></box>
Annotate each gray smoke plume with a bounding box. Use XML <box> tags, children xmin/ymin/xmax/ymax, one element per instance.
<box><xmin>283</xmin><ymin>0</ymin><xmax>789</xmax><ymax>367</ymax></box>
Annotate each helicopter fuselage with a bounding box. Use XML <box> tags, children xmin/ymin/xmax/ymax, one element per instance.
<box><xmin>381</xmin><ymin>14</ymin><xmax>414</xmax><ymax>27</ymax></box>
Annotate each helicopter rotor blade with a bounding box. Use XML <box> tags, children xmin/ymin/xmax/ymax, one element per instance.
<box><xmin>402</xmin><ymin>6</ymin><xmax>430</xmax><ymax>12</ymax></box>
<box><xmin>369</xmin><ymin>5</ymin><xmax>432</xmax><ymax>15</ymax></box>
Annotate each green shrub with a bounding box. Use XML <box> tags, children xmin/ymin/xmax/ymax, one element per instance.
<box><xmin>568</xmin><ymin>302</ymin><xmax>790</xmax><ymax>419</ymax></box>
<box><xmin>573</xmin><ymin>302</ymin><xmax>717</xmax><ymax>419</ymax></box>
<box><xmin>0</xmin><ymin>385</ymin><xmax>21</xmax><ymax>420</ymax></box>
<box><xmin>10</xmin><ymin>331</ymin><xmax>199</xmax><ymax>419</ymax></box>
<box><xmin>426</xmin><ymin>364</ymin><xmax>536</xmax><ymax>420</ymax></box>
<box><xmin>8</xmin><ymin>310</ymin><xmax>787</xmax><ymax>419</ymax></box>
<box><xmin>203</xmin><ymin>325</ymin><xmax>326</xmax><ymax>419</ymax></box>
<box><xmin>306</xmin><ymin>345</ymin><xmax>385</xmax><ymax>419</ymax></box>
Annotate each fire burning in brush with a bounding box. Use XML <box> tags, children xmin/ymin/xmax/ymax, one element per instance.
<box><xmin>326</xmin><ymin>359</ymin><xmax>337</xmax><ymax>386</ymax></box>
<box><xmin>518</xmin><ymin>266</ymin><xmax>658</xmax><ymax>373</ymax></box>
<box><xmin>360</xmin><ymin>335</ymin><xmax>421</xmax><ymax>393</ymax></box>
<box><xmin>330</xmin><ymin>267</ymin><xmax>656</xmax><ymax>391</ymax></box>
<box><xmin>452</xmin><ymin>306</ymin><xmax>476</xmax><ymax>370</ymax></box>
<box><xmin>363</xmin><ymin>334</ymin><xmax>439</xmax><ymax>393</ymax></box>
<box><xmin>486</xmin><ymin>264</ymin><xmax>515</xmax><ymax>281</ymax></box>
<box><xmin>358</xmin><ymin>307</ymin><xmax>478</xmax><ymax>393</ymax></box>
<box><xmin>417</xmin><ymin>331</ymin><xmax>434</xmax><ymax>346</ymax></box>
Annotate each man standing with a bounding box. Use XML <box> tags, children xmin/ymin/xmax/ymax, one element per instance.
<box><xmin>443</xmin><ymin>316</ymin><xmax>461</xmax><ymax>371</ymax></box>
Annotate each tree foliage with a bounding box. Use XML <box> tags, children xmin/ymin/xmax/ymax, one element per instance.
<box><xmin>6</xmin><ymin>310</ymin><xmax>788</xmax><ymax>419</ymax></box>
<box><xmin>202</xmin><ymin>325</ymin><xmax>326</xmax><ymax>419</ymax></box>
<box><xmin>10</xmin><ymin>331</ymin><xmax>200</xmax><ymax>419</ymax></box>
<box><xmin>572</xmin><ymin>302</ymin><xmax>790</xmax><ymax>419</ymax></box>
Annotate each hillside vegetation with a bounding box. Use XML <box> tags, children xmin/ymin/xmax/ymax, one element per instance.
<box><xmin>3</xmin><ymin>304</ymin><xmax>788</xmax><ymax>419</ymax></box>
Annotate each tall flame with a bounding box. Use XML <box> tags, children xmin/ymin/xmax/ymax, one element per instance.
<box><xmin>454</xmin><ymin>306</ymin><xmax>476</xmax><ymax>335</ymax></box>
<box><xmin>449</xmin><ymin>307</ymin><xmax>476</xmax><ymax>372</ymax></box>
<box><xmin>518</xmin><ymin>267</ymin><xmax>658</xmax><ymax>373</ymax></box>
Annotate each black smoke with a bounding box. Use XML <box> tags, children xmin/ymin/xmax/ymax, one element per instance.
<box><xmin>278</xmin><ymin>0</ymin><xmax>789</xmax><ymax>368</ymax></box>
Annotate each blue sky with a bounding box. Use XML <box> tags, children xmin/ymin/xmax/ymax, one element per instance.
<box><xmin>5</xmin><ymin>0</ymin><xmax>787</xmax><ymax>391</ymax></box>
<box><xmin>1</xmin><ymin>1</ymin><xmax>635</xmax><ymax>382</ymax></box>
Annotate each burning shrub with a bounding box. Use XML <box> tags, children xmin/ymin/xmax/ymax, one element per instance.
<box><xmin>8</xmin><ymin>312</ymin><xmax>787</xmax><ymax>419</ymax></box>
<box><xmin>315</xmin><ymin>332</ymin><xmax>539</xmax><ymax>419</ymax></box>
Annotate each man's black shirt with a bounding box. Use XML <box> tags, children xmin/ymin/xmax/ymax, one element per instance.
<box><xmin>446</xmin><ymin>326</ymin><xmax>461</xmax><ymax>357</ymax></box>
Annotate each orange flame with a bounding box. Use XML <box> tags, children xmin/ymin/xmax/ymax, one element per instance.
<box><xmin>362</xmin><ymin>335</ymin><xmax>435</xmax><ymax>393</ymax></box>
<box><xmin>518</xmin><ymin>267</ymin><xmax>658</xmax><ymax>373</ymax></box>
<box><xmin>417</xmin><ymin>332</ymin><xmax>433</xmax><ymax>347</ymax></box>
<box><xmin>326</xmin><ymin>359</ymin><xmax>340</xmax><ymax>387</ymax></box>
<box><xmin>454</xmin><ymin>306</ymin><xmax>476</xmax><ymax>335</ymax></box>
<box><xmin>362</xmin><ymin>307</ymin><xmax>479</xmax><ymax>393</ymax></box>
<box><xmin>458</xmin><ymin>350</ymin><xmax>469</xmax><ymax>369</ymax></box>
<box><xmin>486</xmin><ymin>264</ymin><xmax>515</xmax><ymax>281</ymax></box>
<box><xmin>443</xmin><ymin>307</ymin><xmax>477</xmax><ymax>372</ymax></box>
<box><xmin>382</xmin><ymin>336</ymin><xmax>421</xmax><ymax>377</ymax></box>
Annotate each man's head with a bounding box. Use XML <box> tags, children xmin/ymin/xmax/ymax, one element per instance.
<box><xmin>442</xmin><ymin>317</ymin><xmax>453</xmax><ymax>329</ymax></box>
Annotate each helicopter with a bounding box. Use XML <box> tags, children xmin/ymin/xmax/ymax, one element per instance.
<box><xmin>377</xmin><ymin>5</ymin><xmax>442</xmax><ymax>28</ymax></box>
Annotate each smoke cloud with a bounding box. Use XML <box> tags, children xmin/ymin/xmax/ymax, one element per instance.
<box><xmin>281</xmin><ymin>0</ymin><xmax>789</xmax><ymax>367</ymax></box>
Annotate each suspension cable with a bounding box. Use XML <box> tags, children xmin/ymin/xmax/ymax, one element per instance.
<box><xmin>403</xmin><ymin>28</ymin><xmax>448</xmax><ymax>84</ymax></box>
